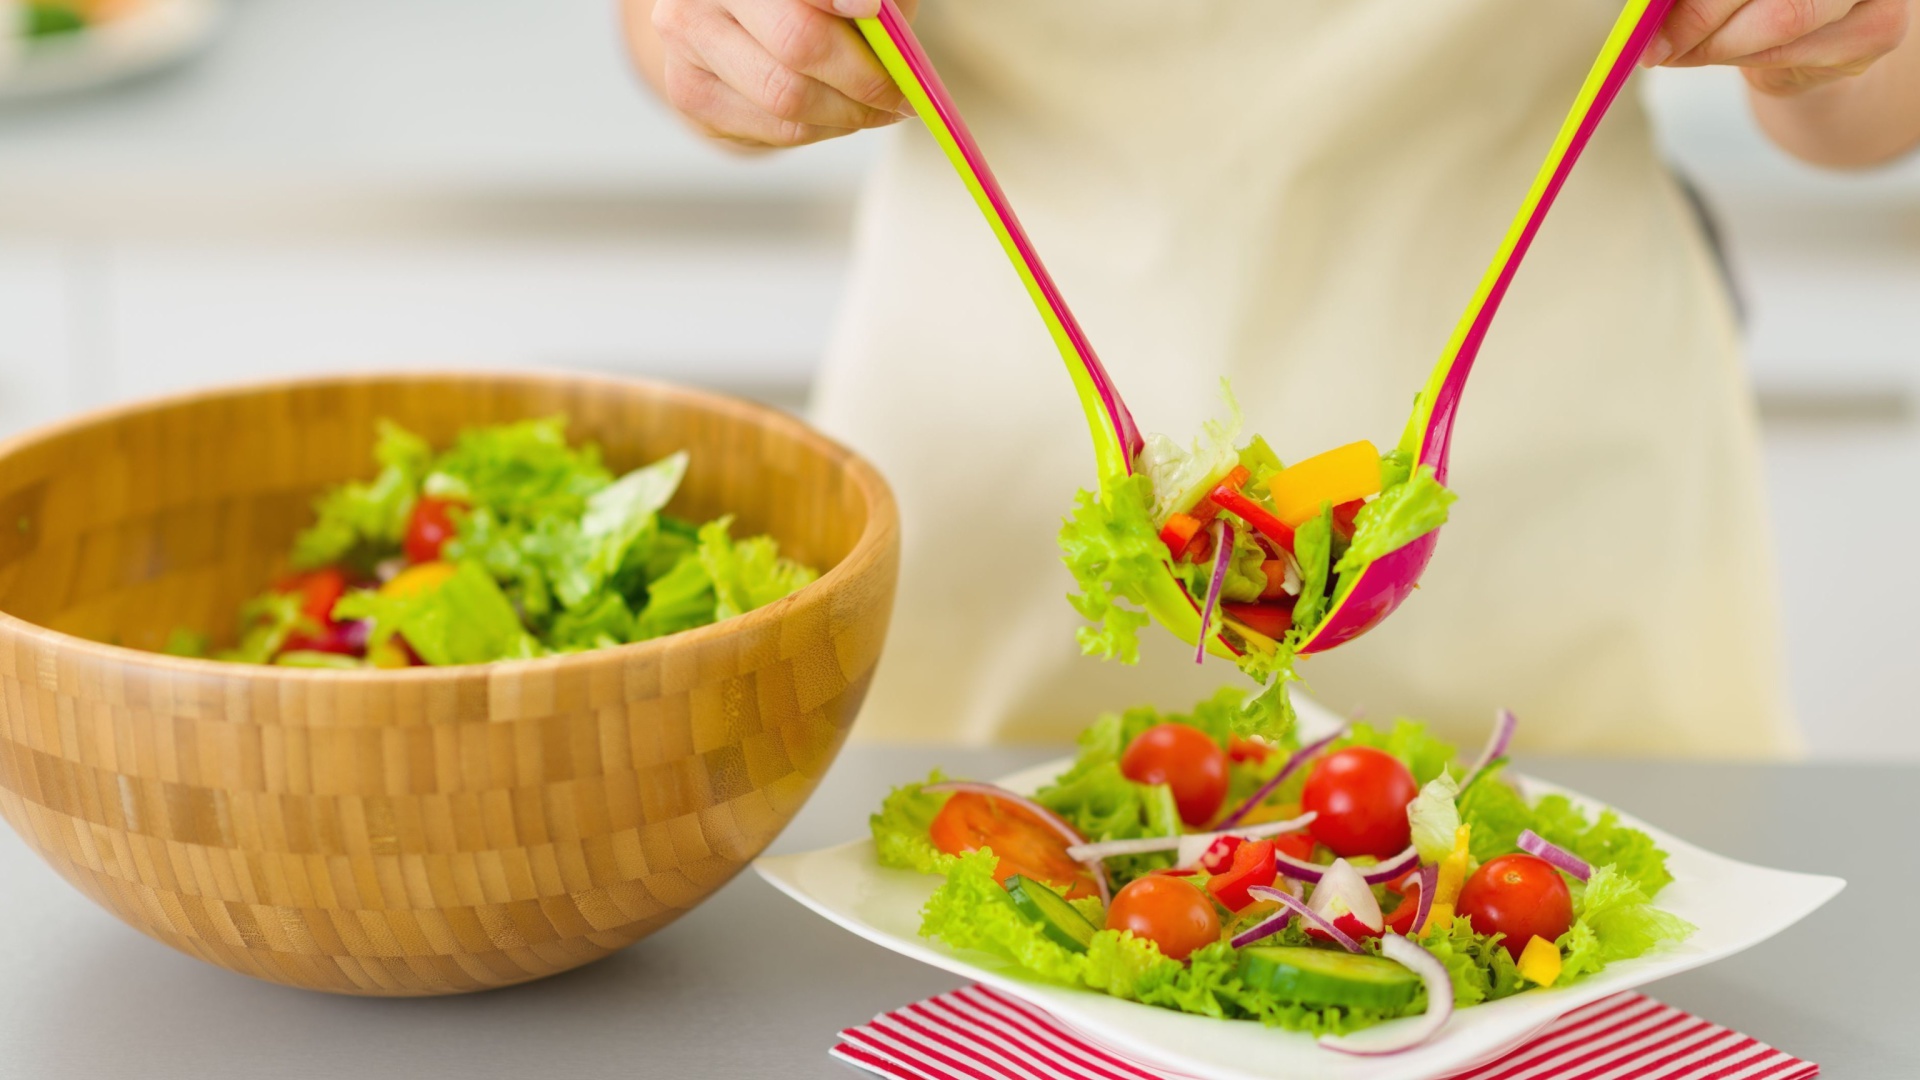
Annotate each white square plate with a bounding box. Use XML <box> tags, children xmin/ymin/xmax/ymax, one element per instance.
<box><xmin>757</xmin><ymin>745</ymin><xmax>1843</xmax><ymax>1080</ymax></box>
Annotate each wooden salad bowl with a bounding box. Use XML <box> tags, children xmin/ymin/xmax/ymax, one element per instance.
<box><xmin>0</xmin><ymin>372</ymin><xmax>898</xmax><ymax>996</ymax></box>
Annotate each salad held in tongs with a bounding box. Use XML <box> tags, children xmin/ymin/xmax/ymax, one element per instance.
<box><xmin>1061</xmin><ymin>384</ymin><xmax>1456</xmax><ymax>739</ymax></box>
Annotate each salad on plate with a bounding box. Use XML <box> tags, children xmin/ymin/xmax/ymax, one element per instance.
<box><xmin>1060</xmin><ymin>385</ymin><xmax>1456</xmax><ymax>740</ymax></box>
<box><xmin>167</xmin><ymin>416</ymin><xmax>817</xmax><ymax>668</ymax></box>
<box><xmin>870</xmin><ymin>689</ymin><xmax>1692</xmax><ymax>1056</ymax></box>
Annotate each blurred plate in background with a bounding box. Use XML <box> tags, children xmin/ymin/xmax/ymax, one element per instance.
<box><xmin>0</xmin><ymin>0</ymin><xmax>223</xmax><ymax>100</ymax></box>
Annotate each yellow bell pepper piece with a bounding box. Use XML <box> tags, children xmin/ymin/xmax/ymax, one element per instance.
<box><xmin>1518</xmin><ymin>935</ymin><xmax>1563</xmax><ymax>986</ymax></box>
<box><xmin>381</xmin><ymin>561</ymin><xmax>457</xmax><ymax>600</ymax></box>
<box><xmin>1423</xmin><ymin>823</ymin><xmax>1473</xmax><ymax>937</ymax></box>
<box><xmin>1268</xmin><ymin>440</ymin><xmax>1384</xmax><ymax>528</ymax></box>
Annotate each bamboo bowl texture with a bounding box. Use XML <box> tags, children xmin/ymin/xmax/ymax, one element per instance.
<box><xmin>0</xmin><ymin>372</ymin><xmax>898</xmax><ymax>996</ymax></box>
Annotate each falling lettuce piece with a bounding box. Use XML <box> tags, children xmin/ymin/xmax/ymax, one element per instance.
<box><xmin>1059</xmin><ymin>473</ymin><xmax>1162</xmax><ymax>665</ymax></box>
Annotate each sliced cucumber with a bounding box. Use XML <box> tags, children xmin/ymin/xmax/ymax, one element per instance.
<box><xmin>1003</xmin><ymin>875</ymin><xmax>1099</xmax><ymax>953</ymax></box>
<box><xmin>1236</xmin><ymin>946</ymin><xmax>1420</xmax><ymax>1010</ymax></box>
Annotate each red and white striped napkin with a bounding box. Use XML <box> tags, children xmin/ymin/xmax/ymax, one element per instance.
<box><xmin>830</xmin><ymin>984</ymin><xmax>1817</xmax><ymax>1080</ymax></box>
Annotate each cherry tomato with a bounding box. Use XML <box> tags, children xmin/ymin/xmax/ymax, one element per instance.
<box><xmin>1457</xmin><ymin>854</ymin><xmax>1574</xmax><ymax>959</ymax></box>
<box><xmin>1206</xmin><ymin>839</ymin><xmax>1277</xmax><ymax>911</ymax></box>
<box><xmin>1227</xmin><ymin>735</ymin><xmax>1272</xmax><ymax>765</ymax></box>
<box><xmin>1301</xmin><ymin>746</ymin><xmax>1418</xmax><ymax>859</ymax></box>
<box><xmin>404</xmin><ymin>496</ymin><xmax>466</xmax><ymax>564</ymax></box>
<box><xmin>1120</xmin><ymin>723</ymin><xmax>1228</xmax><ymax>827</ymax></box>
<box><xmin>1221</xmin><ymin>600</ymin><xmax>1293</xmax><ymax>641</ymax></box>
<box><xmin>929</xmin><ymin>793</ymin><xmax>1096</xmax><ymax>900</ymax></box>
<box><xmin>1106</xmin><ymin>876</ymin><xmax>1220</xmax><ymax>961</ymax></box>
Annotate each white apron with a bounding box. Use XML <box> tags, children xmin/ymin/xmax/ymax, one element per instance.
<box><xmin>811</xmin><ymin>0</ymin><xmax>1799</xmax><ymax>757</ymax></box>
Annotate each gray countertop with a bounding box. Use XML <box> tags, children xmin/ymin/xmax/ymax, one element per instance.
<box><xmin>0</xmin><ymin>747</ymin><xmax>1909</xmax><ymax>1079</ymax></box>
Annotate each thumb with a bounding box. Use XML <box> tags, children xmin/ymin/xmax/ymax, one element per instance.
<box><xmin>794</xmin><ymin>0</ymin><xmax>882</xmax><ymax>17</ymax></box>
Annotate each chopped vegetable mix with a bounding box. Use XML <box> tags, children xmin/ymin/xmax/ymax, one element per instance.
<box><xmin>169</xmin><ymin>417</ymin><xmax>817</xmax><ymax>668</ymax></box>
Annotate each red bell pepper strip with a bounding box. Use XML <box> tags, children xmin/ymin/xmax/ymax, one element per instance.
<box><xmin>1222</xmin><ymin>600</ymin><xmax>1293</xmax><ymax>641</ymax></box>
<box><xmin>1331</xmin><ymin>499</ymin><xmax>1364</xmax><ymax>540</ymax></box>
<box><xmin>1207</xmin><ymin>838</ymin><xmax>1278</xmax><ymax>911</ymax></box>
<box><xmin>1211</xmin><ymin>485</ymin><xmax>1296</xmax><ymax>554</ymax></box>
<box><xmin>1159</xmin><ymin>512</ymin><xmax>1202</xmax><ymax>559</ymax></box>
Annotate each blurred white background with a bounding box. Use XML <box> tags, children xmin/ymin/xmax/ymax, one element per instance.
<box><xmin>1</xmin><ymin>0</ymin><xmax>1914</xmax><ymax>757</ymax></box>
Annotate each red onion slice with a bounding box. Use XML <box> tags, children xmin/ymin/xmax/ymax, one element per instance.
<box><xmin>1270</xmin><ymin>843</ymin><xmax>1417</xmax><ymax>886</ymax></box>
<box><xmin>1318</xmin><ymin>933</ymin><xmax>1455</xmax><ymax>1055</ymax></box>
<box><xmin>1518</xmin><ymin>829</ymin><xmax>1591</xmax><ymax>881</ymax></box>
<box><xmin>1411</xmin><ymin>862</ymin><xmax>1439</xmax><ymax>935</ymax></box>
<box><xmin>1237</xmin><ymin>884</ymin><xmax>1363</xmax><ymax>953</ymax></box>
<box><xmin>1194</xmin><ymin>519</ymin><xmax>1233</xmax><ymax>664</ymax></box>
<box><xmin>1463</xmin><ymin>708</ymin><xmax>1517</xmax><ymax>790</ymax></box>
<box><xmin>1064</xmin><ymin>813</ymin><xmax>1315</xmax><ymax>866</ymax></box>
<box><xmin>1216</xmin><ymin>723</ymin><xmax>1351</xmax><ymax>830</ymax></box>
<box><xmin>922</xmin><ymin>780</ymin><xmax>1111</xmax><ymax>905</ymax></box>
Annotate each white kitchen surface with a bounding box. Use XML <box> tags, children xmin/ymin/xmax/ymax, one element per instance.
<box><xmin>0</xmin><ymin>2</ymin><xmax>1913</xmax><ymax>756</ymax></box>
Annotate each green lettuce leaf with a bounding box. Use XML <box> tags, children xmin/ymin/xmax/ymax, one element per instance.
<box><xmin>1290</xmin><ymin>506</ymin><xmax>1335</xmax><ymax>631</ymax></box>
<box><xmin>550</xmin><ymin>451</ymin><xmax>687</xmax><ymax>609</ymax></box>
<box><xmin>698</xmin><ymin>516</ymin><xmax>818</xmax><ymax>620</ymax></box>
<box><xmin>870</xmin><ymin>774</ymin><xmax>957</xmax><ymax>876</ymax></box>
<box><xmin>1034</xmin><ymin>761</ymin><xmax>1184</xmax><ymax>884</ymax></box>
<box><xmin>1407</xmin><ymin>771</ymin><xmax>1462</xmax><ymax>865</ymax></box>
<box><xmin>335</xmin><ymin>561</ymin><xmax>540</xmax><ymax>666</ymax></box>
<box><xmin>217</xmin><ymin>591</ymin><xmax>310</xmax><ymax>664</ymax></box>
<box><xmin>918</xmin><ymin>852</ymin><xmax>1399</xmax><ymax>1034</ymax></box>
<box><xmin>1557</xmin><ymin>865</ymin><xmax>1695</xmax><ymax>980</ymax></box>
<box><xmin>291</xmin><ymin>420</ymin><xmax>431</xmax><ymax>570</ymax></box>
<box><xmin>1332</xmin><ymin>465</ymin><xmax>1456</xmax><ymax>586</ymax></box>
<box><xmin>633</xmin><ymin>552</ymin><xmax>718</xmax><ymax>641</ymax></box>
<box><xmin>424</xmin><ymin>416</ymin><xmax>609</xmax><ymax>521</ymax></box>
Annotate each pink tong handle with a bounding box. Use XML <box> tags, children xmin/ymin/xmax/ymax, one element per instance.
<box><xmin>854</xmin><ymin>1</ymin><xmax>1144</xmax><ymax>482</ymax></box>
<box><xmin>1299</xmin><ymin>0</ymin><xmax>1679</xmax><ymax>654</ymax></box>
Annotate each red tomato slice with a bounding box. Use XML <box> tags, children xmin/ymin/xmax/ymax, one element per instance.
<box><xmin>1120</xmin><ymin>723</ymin><xmax>1228</xmax><ymax>827</ymax></box>
<box><xmin>928</xmin><ymin>792</ymin><xmax>1095</xmax><ymax>900</ymax></box>
<box><xmin>1106</xmin><ymin>876</ymin><xmax>1220</xmax><ymax>961</ymax></box>
<box><xmin>404</xmin><ymin>496</ymin><xmax>466</xmax><ymax>565</ymax></box>
<box><xmin>1206</xmin><ymin>838</ymin><xmax>1278</xmax><ymax>912</ymax></box>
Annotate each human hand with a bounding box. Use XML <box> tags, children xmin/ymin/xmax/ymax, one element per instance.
<box><xmin>624</xmin><ymin>0</ymin><xmax>916</xmax><ymax>149</ymax></box>
<box><xmin>1642</xmin><ymin>0</ymin><xmax>1911</xmax><ymax>96</ymax></box>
